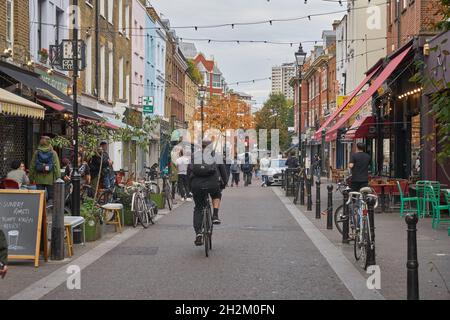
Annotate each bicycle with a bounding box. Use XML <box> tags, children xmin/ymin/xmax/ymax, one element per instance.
<box><xmin>129</xmin><ymin>182</ymin><xmax>157</xmax><ymax>228</ymax></box>
<box><xmin>144</xmin><ymin>166</ymin><xmax>161</xmax><ymax>195</ymax></box>
<box><xmin>347</xmin><ymin>188</ymin><xmax>378</xmax><ymax>270</ymax></box>
<box><xmin>161</xmin><ymin>172</ymin><xmax>173</xmax><ymax>211</ymax></box>
<box><xmin>200</xmin><ymin>188</ymin><xmax>214</xmax><ymax>257</ymax></box>
<box><xmin>333</xmin><ymin>176</ymin><xmax>359</xmax><ymax>237</ymax></box>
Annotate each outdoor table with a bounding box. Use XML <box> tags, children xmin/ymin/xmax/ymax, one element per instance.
<box><xmin>370</xmin><ymin>182</ymin><xmax>396</xmax><ymax>212</ymax></box>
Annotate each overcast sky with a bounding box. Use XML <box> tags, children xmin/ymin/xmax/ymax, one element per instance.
<box><xmin>150</xmin><ymin>0</ymin><xmax>347</xmax><ymax>108</ymax></box>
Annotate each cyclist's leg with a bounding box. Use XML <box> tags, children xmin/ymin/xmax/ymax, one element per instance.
<box><xmin>192</xmin><ymin>190</ymin><xmax>206</xmax><ymax>234</ymax></box>
<box><xmin>210</xmin><ymin>189</ymin><xmax>222</xmax><ymax>224</ymax></box>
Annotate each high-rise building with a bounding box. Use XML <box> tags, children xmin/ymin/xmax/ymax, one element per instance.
<box><xmin>271</xmin><ymin>63</ymin><xmax>295</xmax><ymax>100</ymax></box>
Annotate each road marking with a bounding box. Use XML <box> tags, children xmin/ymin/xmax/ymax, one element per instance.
<box><xmin>9</xmin><ymin>202</ymin><xmax>182</xmax><ymax>300</ymax></box>
<box><xmin>272</xmin><ymin>187</ymin><xmax>385</xmax><ymax>300</ymax></box>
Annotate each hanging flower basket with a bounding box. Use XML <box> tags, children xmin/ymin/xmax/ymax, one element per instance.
<box><xmin>38</xmin><ymin>48</ymin><xmax>48</xmax><ymax>64</ymax></box>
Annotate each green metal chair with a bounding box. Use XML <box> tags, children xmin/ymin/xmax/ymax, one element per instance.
<box><xmin>397</xmin><ymin>181</ymin><xmax>419</xmax><ymax>217</ymax></box>
<box><xmin>415</xmin><ymin>181</ymin><xmax>441</xmax><ymax>218</ymax></box>
<box><xmin>429</xmin><ymin>188</ymin><xmax>450</xmax><ymax>230</ymax></box>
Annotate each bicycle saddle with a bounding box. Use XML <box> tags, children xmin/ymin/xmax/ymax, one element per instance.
<box><xmin>359</xmin><ymin>187</ymin><xmax>374</xmax><ymax>194</ymax></box>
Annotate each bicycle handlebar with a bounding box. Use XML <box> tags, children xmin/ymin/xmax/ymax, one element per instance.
<box><xmin>346</xmin><ymin>191</ymin><xmax>378</xmax><ymax>209</ymax></box>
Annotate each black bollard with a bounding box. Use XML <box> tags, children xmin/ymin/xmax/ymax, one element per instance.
<box><xmin>366</xmin><ymin>195</ymin><xmax>377</xmax><ymax>266</ymax></box>
<box><xmin>315</xmin><ymin>179</ymin><xmax>321</xmax><ymax>219</ymax></box>
<box><xmin>327</xmin><ymin>185</ymin><xmax>333</xmax><ymax>229</ymax></box>
<box><xmin>342</xmin><ymin>188</ymin><xmax>350</xmax><ymax>244</ymax></box>
<box><xmin>51</xmin><ymin>179</ymin><xmax>65</xmax><ymax>261</ymax></box>
<box><xmin>300</xmin><ymin>174</ymin><xmax>305</xmax><ymax>205</ymax></box>
<box><xmin>406</xmin><ymin>213</ymin><xmax>419</xmax><ymax>300</ymax></box>
<box><xmin>306</xmin><ymin>177</ymin><xmax>312</xmax><ymax>211</ymax></box>
<box><xmin>293</xmin><ymin>172</ymin><xmax>299</xmax><ymax>204</ymax></box>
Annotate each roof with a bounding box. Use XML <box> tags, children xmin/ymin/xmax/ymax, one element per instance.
<box><xmin>194</xmin><ymin>53</ymin><xmax>214</xmax><ymax>72</ymax></box>
<box><xmin>179</xmin><ymin>42</ymin><xmax>198</xmax><ymax>59</ymax></box>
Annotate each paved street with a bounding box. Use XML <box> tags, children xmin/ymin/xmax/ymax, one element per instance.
<box><xmin>13</xmin><ymin>183</ymin><xmax>366</xmax><ymax>300</ymax></box>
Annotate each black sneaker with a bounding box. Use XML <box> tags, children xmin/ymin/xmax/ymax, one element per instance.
<box><xmin>212</xmin><ymin>215</ymin><xmax>221</xmax><ymax>225</ymax></box>
<box><xmin>194</xmin><ymin>234</ymin><xmax>203</xmax><ymax>246</ymax></box>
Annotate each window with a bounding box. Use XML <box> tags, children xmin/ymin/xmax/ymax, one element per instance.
<box><xmin>124</xmin><ymin>5</ymin><xmax>130</xmax><ymax>38</ymax></box>
<box><xmin>118</xmin><ymin>0</ymin><xmax>123</xmax><ymax>32</ymax></box>
<box><xmin>37</xmin><ymin>0</ymin><xmax>43</xmax><ymax>51</ymax></box>
<box><xmin>6</xmin><ymin>0</ymin><xmax>13</xmax><ymax>48</ymax></box>
<box><xmin>403</xmin><ymin>0</ymin><xmax>407</xmax><ymax>10</ymax></box>
<box><xmin>85</xmin><ymin>36</ymin><xmax>92</xmax><ymax>94</ymax></box>
<box><xmin>108</xmin><ymin>0</ymin><xmax>113</xmax><ymax>24</ymax></box>
<box><xmin>100</xmin><ymin>0</ymin><xmax>105</xmax><ymax>17</ymax></box>
<box><xmin>56</xmin><ymin>9</ymin><xmax>64</xmax><ymax>45</ymax></box>
<box><xmin>126</xmin><ymin>74</ymin><xmax>130</xmax><ymax>103</ymax></box>
<box><xmin>119</xmin><ymin>57</ymin><xmax>124</xmax><ymax>99</ymax></box>
<box><xmin>100</xmin><ymin>46</ymin><xmax>105</xmax><ymax>100</ymax></box>
<box><xmin>108</xmin><ymin>50</ymin><xmax>113</xmax><ymax>102</ymax></box>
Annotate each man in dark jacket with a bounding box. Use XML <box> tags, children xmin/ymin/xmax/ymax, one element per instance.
<box><xmin>0</xmin><ymin>230</ymin><xmax>8</xmax><ymax>279</ymax></box>
<box><xmin>188</xmin><ymin>141</ymin><xmax>228</xmax><ymax>246</ymax></box>
<box><xmin>241</xmin><ymin>153</ymin><xmax>253</xmax><ymax>187</ymax></box>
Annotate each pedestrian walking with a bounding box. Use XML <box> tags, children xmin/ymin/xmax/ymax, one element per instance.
<box><xmin>259</xmin><ymin>154</ymin><xmax>271</xmax><ymax>187</ymax></box>
<box><xmin>169</xmin><ymin>160</ymin><xmax>178</xmax><ymax>203</ymax></box>
<box><xmin>89</xmin><ymin>142</ymin><xmax>115</xmax><ymax>190</ymax></box>
<box><xmin>225</xmin><ymin>162</ymin><xmax>231</xmax><ymax>187</ymax></box>
<box><xmin>0</xmin><ymin>229</ymin><xmax>7</xmax><ymax>279</ymax></box>
<box><xmin>29</xmin><ymin>136</ymin><xmax>61</xmax><ymax>200</ymax></box>
<box><xmin>349</xmin><ymin>142</ymin><xmax>371</xmax><ymax>192</ymax></box>
<box><xmin>286</xmin><ymin>153</ymin><xmax>299</xmax><ymax>169</ymax></box>
<box><xmin>176</xmin><ymin>149</ymin><xmax>191</xmax><ymax>201</ymax></box>
<box><xmin>241</xmin><ymin>153</ymin><xmax>253</xmax><ymax>187</ymax></box>
<box><xmin>304</xmin><ymin>155</ymin><xmax>311</xmax><ymax>176</ymax></box>
<box><xmin>230</xmin><ymin>159</ymin><xmax>241</xmax><ymax>187</ymax></box>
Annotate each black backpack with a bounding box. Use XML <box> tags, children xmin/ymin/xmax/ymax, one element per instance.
<box><xmin>192</xmin><ymin>162</ymin><xmax>217</xmax><ymax>177</ymax></box>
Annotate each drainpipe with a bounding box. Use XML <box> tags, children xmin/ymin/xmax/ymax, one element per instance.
<box><xmin>396</xmin><ymin>0</ymin><xmax>401</xmax><ymax>50</ymax></box>
<box><xmin>95</xmin><ymin>0</ymin><xmax>100</xmax><ymax>97</ymax></box>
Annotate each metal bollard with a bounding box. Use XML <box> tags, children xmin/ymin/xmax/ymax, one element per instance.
<box><xmin>293</xmin><ymin>172</ymin><xmax>299</xmax><ymax>204</ymax></box>
<box><xmin>327</xmin><ymin>185</ymin><xmax>333</xmax><ymax>229</ymax></box>
<box><xmin>406</xmin><ymin>213</ymin><xmax>419</xmax><ymax>300</ymax></box>
<box><xmin>315</xmin><ymin>179</ymin><xmax>321</xmax><ymax>219</ymax></box>
<box><xmin>366</xmin><ymin>196</ymin><xmax>377</xmax><ymax>266</ymax></box>
<box><xmin>300</xmin><ymin>175</ymin><xmax>305</xmax><ymax>206</ymax></box>
<box><xmin>51</xmin><ymin>179</ymin><xmax>65</xmax><ymax>261</ymax></box>
<box><xmin>306</xmin><ymin>177</ymin><xmax>312</xmax><ymax>211</ymax></box>
<box><xmin>342</xmin><ymin>188</ymin><xmax>350</xmax><ymax>244</ymax></box>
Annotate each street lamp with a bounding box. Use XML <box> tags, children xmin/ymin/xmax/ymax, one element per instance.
<box><xmin>295</xmin><ymin>43</ymin><xmax>307</xmax><ymax>165</ymax></box>
<box><xmin>198</xmin><ymin>85</ymin><xmax>207</xmax><ymax>141</ymax></box>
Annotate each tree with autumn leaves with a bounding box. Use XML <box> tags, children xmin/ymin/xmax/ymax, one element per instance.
<box><xmin>193</xmin><ymin>94</ymin><xmax>255</xmax><ymax>132</ymax></box>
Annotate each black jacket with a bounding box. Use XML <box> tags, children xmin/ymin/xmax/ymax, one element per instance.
<box><xmin>0</xmin><ymin>230</ymin><xmax>7</xmax><ymax>265</ymax></box>
<box><xmin>188</xmin><ymin>151</ymin><xmax>228</xmax><ymax>191</ymax></box>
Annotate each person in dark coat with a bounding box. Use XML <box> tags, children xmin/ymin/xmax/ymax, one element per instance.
<box><xmin>0</xmin><ymin>230</ymin><xmax>8</xmax><ymax>279</ymax></box>
<box><xmin>188</xmin><ymin>141</ymin><xmax>228</xmax><ymax>246</ymax></box>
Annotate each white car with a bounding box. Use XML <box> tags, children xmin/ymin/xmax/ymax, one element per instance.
<box><xmin>266</xmin><ymin>159</ymin><xmax>287</xmax><ymax>186</ymax></box>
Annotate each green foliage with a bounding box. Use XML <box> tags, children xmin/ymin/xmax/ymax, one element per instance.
<box><xmin>436</xmin><ymin>0</ymin><xmax>450</xmax><ymax>31</ymax></box>
<box><xmin>80</xmin><ymin>198</ymin><xmax>101</xmax><ymax>224</ymax></box>
<box><xmin>187</xmin><ymin>59</ymin><xmax>203</xmax><ymax>85</ymax></box>
<box><xmin>255</xmin><ymin>93</ymin><xmax>292</xmax><ymax>150</ymax></box>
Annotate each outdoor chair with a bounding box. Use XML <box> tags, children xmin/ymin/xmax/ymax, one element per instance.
<box><xmin>429</xmin><ymin>188</ymin><xmax>450</xmax><ymax>230</ymax></box>
<box><xmin>0</xmin><ymin>178</ymin><xmax>20</xmax><ymax>189</ymax></box>
<box><xmin>397</xmin><ymin>181</ymin><xmax>419</xmax><ymax>217</ymax></box>
<box><xmin>415</xmin><ymin>181</ymin><xmax>441</xmax><ymax>218</ymax></box>
<box><xmin>390</xmin><ymin>179</ymin><xmax>409</xmax><ymax>207</ymax></box>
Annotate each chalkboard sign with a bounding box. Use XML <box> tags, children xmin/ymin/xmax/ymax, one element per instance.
<box><xmin>0</xmin><ymin>190</ymin><xmax>46</xmax><ymax>267</ymax></box>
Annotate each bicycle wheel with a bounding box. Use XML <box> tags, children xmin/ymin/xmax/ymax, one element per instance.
<box><xmin>97</xmin><ymin>190</ymin><xmax>112</xmax><ymax>205</ymax></box>
<box><xmin>354</xmin><ymin>217</ymin><xmax>368</xmax><ymax>264</ymax></box>
<box><xmin>207</xmin><ymin>204</ymin><xmax>213</xmax><ymax>250</ymax></box>
<box><xmin>359</xmin><ymin>219</ymin><xmax>371</xmax><ymax>270</ymax></box>
<box><xmin>334</xmin><ymin>204</ymin><xmax>345</xmax><ymax>234</ymax></box>
<box><xmin>149</xmin><ymin>206</ymin><xmax>156</xmax><ymax>225</ymax></box>
<box><xmin>149</xmin><ymin>182</ymin><xmax>160</xmax><ymax>195</ymax></box>
<box><xmin>203</xmin><ymin>207</ymin><xmax>210</xmax><ymax>257</ymax></box>
<box><xmin>165</xmin><ymin>184</ymin><xmax>173</xmax><ymax>211</ymax></box>
<box><xmin>139</xmin><ymin>198</ymin><xmax>151</xmax><ymax>229</ymax></box>
<box><xmin>132</xmin><ymin>194</ymin><xmax>142</xmax><ymax>228</ymax></box>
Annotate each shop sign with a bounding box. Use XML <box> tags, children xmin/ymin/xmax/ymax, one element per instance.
<box><xmin>34</xmin><ymin>68</ymin><xmax>70</xmax><ymax>94</ymax></box>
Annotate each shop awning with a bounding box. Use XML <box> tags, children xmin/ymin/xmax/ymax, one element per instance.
<box><xmin>0</xmin><ymin>88</ymin><xmax>45</xmax><ymax>119</ymax></box>
<box><xmin>37</xmin><ymin>98</ymin><xmax>65</xmax><ymax>112</ymax></box>
<box><xmin>313</xmin><ymin>66</ymin><xmax>381</xmax><ymax>141</ymax></box>
<box><xmin>326</xmin><ymin>46</ymin><xmax>412</xmax><ymax>142</ymax></box>
<box><xmin>0</xmin><ymin>62</ymin><xmax>102</xmax><ymax>121</ymax></box>
<box><xmin>344</xmin><ymin>115</ymin><xmax>375</xmax><ymax>140</ymax></box>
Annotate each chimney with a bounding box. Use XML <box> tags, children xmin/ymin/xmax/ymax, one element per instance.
<box><xmin>332</xmin><ymin>20</ymin><xmax>340</xmax><ymax>31</ymax></box>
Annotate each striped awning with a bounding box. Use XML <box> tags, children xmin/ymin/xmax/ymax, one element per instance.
<box><xmin>0</xmin><ymin>88</ymin><xmax>45</xmax><ymax>119</ymax></box>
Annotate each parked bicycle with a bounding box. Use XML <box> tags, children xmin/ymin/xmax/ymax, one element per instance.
<box><xmin>347</xmin><ymin>188</ymin><xmax>378</xmax><ymax>270</ymax></box>
<box><xmin>144</xmin><ymin>165</ymin><xmax>161</xmax><ymax>195</ymax></box>
<box><xmin>333</xmin><ymin>176</ymin><xmax>359</xmax><ymax>236</ymax></box>
<box><xmin>129</xmin><ymin>182</ymin><xmax>158</xmax><ymax>228</ymax></box>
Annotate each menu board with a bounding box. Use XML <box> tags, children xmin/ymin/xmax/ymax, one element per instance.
<box><xmin>0</xmin><ymin>190</ymin><xmax>46</xmax><ymax>267</ymax></box>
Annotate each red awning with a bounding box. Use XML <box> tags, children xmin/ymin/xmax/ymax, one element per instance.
<box><xmin>313</xmin><ymin>66</ymin><xmax>381</xmax><ymax>141</ymax></box>
<box><xmin>37</xmin><ymin>99</ymin><xmax>66</xmax><ymax>112</ymax></box>
<box><xmin>79</xmin><ymin>117</ymin><xmax>120</xmax><ymax>130</ymax></box>
<box><xmin>344</xmin><ymin>116</ymin><xmax>375</xmax><ymax>140</ymax></box>
<box><xmin>326</xmin><ymin>46</ymin><xmax>412</xmax><ymax>142</ymax></box>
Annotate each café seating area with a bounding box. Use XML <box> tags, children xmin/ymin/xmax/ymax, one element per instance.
<box><xmin>368</xmin><ymin>177</ymin><xmax>450</xmax><ymax>234</ymax></box>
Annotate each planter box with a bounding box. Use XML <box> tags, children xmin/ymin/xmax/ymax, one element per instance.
<box><xmin>150</xmin><ymin>193</ymin><xmax>165</xmax><ymax>209</ymax></box>
<box><xmin>85</xmin><ymin>220</ymin><xmax>101</xmax><ymax>242</ymax></box>
<box><xmin>123</xmin><ymin>207</ymin><xmax>134</xmax><ymax>226</ymax></box>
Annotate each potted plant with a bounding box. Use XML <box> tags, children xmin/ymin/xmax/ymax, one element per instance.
<box><xmin>115</xmin><ymin>188</ymin><xmax>134</xmax><ymax>226</ymax></box>
<box><xmin>80</xmin><ymin>198</ymin><xmax>102</xmax><ymax>242</ymax></box>
<box><xmin>38</xmin><ymin>48</ymin><xmax>48</xmax><ymax>64</ymax></box>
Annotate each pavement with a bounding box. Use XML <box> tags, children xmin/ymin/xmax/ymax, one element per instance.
<box><xmin>2</xmin><ymin>177</ymin><xmax>448</xmax><ymax>300</ymax></box>
<box><xmin>292</xmin><ymin>176</ymin><xmax>450</xmax><ymax>300</ymax></box>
